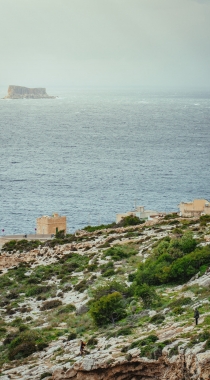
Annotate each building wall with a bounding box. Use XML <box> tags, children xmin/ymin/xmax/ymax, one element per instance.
<box><xmin>179</xmin><ymin>199</ymin><xmax>210</xmax><ymax>217</ymax></box>
<box><xmin>36</xmin><ymin>213</ymin><xmax>67</xmax><ymax>234</ymax></box>
<box><xmin>116</xmin><ymin>207</ymin><xmax>160</xmax><ymax>223</ymax></box>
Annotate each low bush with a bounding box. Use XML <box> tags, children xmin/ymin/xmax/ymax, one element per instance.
<box><xmin>40</xmin><ymin>372</ymin><xmax>53</xmax><ymax>380</ymax></box>
<box><xmin>87</xmin><ymin>337</ymin><xmax>98</xmax><ymax>346</ymax></box>
<box><xmin>57</xmin><ymin>304</ymin><xmax>76</xmax><ymax>314</ymax></box>
<box><xmin>40</xmin><ymin>299</ymin><xmax>62</xmax><ymax>311</ymax></box>
<box><xmin>9</xmin><ymin>341</ymin><xmax>37</xmax><ymax>360</ymax></box>
<box><xmin>2</xmin><ymin>239</ymin><xmax>42</xmax><ymax>253</ymax></box>
<box><xmin>104</xmin><ymin>245</ymin><xmax>138</xmax><ymax>261</ymax></box>
<box><xmin>102</xmin><ymin>269</ymin><xmax>115</xmax><ymax>277</ymax></box>
<box><xmin>91</xmin><ymin>280</ymin><xmax>129</xmax><ymax>301</ymax></box>
<box><xmin>117</xmin><ymin>215</ymin><xmax>144</xmax><ymax>227</ymax></box>
<box><xmin>131</xmin><ymin>283</ymin><xmax>159</xmax><ymax>308</ymax></box>
<box><xmin>83</xmin><ymin>223</ymin><xmax>116</xmax><ymax>232</ymax></box>
<box><xmin>150</xmin><ymin>314</ymin><xmax>165</xmax><ymax>324</ymax></box>
<box><xmin>25</xmin><ymin>285</ymin><xmax>52</xmax><ymax>297</ymax></box>
<box><xmin>172</xmin><ymin>306</ymin><xmax>184</xmax><ymax>315</ymax></box>
<box><xmin>68</xmin><ymin>332</ymin><xmax>77</xmax><ymax>341</ymax></box>
<box><xmin>169</xmin><ymin>297</ymin><xmax>191</xmax><ymax>309</ymax></box>
<box><xmin>74</xmin><ymin>280</ymin><xmax>87</xmax><ymax>293</ymax></box>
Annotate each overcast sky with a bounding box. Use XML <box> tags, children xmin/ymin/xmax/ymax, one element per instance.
<box><xmin>0</xmin><ymin>0</ymin><xmax>210</xmax><ymax>88</ymax></box>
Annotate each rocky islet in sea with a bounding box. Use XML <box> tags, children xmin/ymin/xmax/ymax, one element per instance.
<box><xmin>3</xmin><ymin>85</ymin><xmax>55</xmax><ymax>99</ymax></box>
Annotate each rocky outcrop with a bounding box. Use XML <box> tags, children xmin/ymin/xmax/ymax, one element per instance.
<box><xmin>52</xmin><ymin>352</ymin><xmax>210</xmax><ymax>380</ymax></box>
<box><xmin>4</xmin><ymin>85</ymin><xmax>55</xmax><ymax>99</ymax></box>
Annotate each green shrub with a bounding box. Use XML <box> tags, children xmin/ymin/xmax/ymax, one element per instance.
<box><xmin>169</xmin><ymin>297</ymin><xmax>191</xmax><ymax>308</ymax></box>
<box><xmin>205</xmin><ymin>339</ymin><xmax>210</xmax><ymax>350</ymax></box>
<box><xmin>172</xmin><ymin>306</ymin><xmax>184</xmax><ymax>315</ymax></box>
<box><xmin>26</xmin><ymin>285</ymin><xmax>52</xmax><ymax>297</ymax></box>
<box><xmin>40</xmin><ymin>299</ymin><xmax>62</xmax><ymax>311</ymax></box>
<box><xmin>91</xmin><ymin>280</ymin><xmax>129</xmax><ymax>301</ymax></box>
<box><xmin>134</xmin><ymin>240</ymin><xmax>209</xmax><ymax>286</ymax></box>
<box><xmin>164</xmin><ymin>213</ymin><xmax>179</xmax><ymax>220</ymax></box>
<box><xmin>132</xmin><ymin>283</ymin><xmax>159</xmax><ymax>308</ymax></box>
<box><xmin>9</xmin><ymin>341</ymin><xmax>36</xmax><ymax>360</ymax></box>
<box><xmin>104</xmin><ymin>245</ymin><xmax>138</xmax><ymax>261</ymax></box>
<box><xmin>117</xmin><ymin>215</ymin><xmax>144</xmax><ymax>227</ymax></box>
<box><xmin>68</xmin><ymin>332</ymin><xmax>77</xmax><ymax>341</ymax></box>
<box><xmin>90</xmin><ymin>292</ymin><xmax>126</xmax><ymax>326</ymax></box>
<box><xmin>128</xmin><ymin>273</ymin><xmax>136</xmax><ymax>282</ymax></box>
<box><xmin>2</xmin><ymin>239</ymin><xmax>42</xmax><ymax>253</ymax></box>
<box><xmin>74</xmin><ymin>280</ymin><xmax>87</xmax><ymax>293</ymax></box>
<box><xmin>83</xmin><ymin>223</ymin><xmax>116</xmax><ymax>232</ymax></box>
<box><xmin>116</xmin><ymin>327</ymin><xmax>132</xmax><ymax>337</ymax></box>
<box><xmin>37</xmin><ymin>342</ymin><xmax>48</xmax><ymax>351</ymax></box>
<box><xmin>57</xmin><ymin>304</ymin><xmax>76</xmax><ymax>314</ymax></box>
<box><xmin>102</xmin><ymin>269</ymin><xmax>115</xmax><ymax>277</ymax></box>
<box><xmin>87</xmin><ymin>337</ymin><xmax>98</xmax><ymax>346</ymax></box>
<box><xmin>40</xmin><ymin>372</ymin><xmax>52</xmax><ymax>380</ymax></box>
<box><xmin>150</xmin><ymin>314</ymin><xmax>165</xmax><ymax>324</ymax></box>
<box><xmin>100</xmin><ymin>261</ymin><xmax>114</xmax><ymax>273</ymax></box>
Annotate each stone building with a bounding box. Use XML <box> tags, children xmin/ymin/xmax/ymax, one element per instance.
<box><xmin>178</xmin><ymin>199</ymin><xmax>210</xmax><ymax>217</ymax></box>
<box><xmin>36</xmin><ymin>213</ymin><xmax>67</xmax><ymax>235</ymax></box>
<box><xmin>116</xmin><ymin>206</ymin><xmax>163</xmax><ymax>224</ymax></box>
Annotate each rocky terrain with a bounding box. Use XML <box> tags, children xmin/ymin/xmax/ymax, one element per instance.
<box><xmin>0</xmin><ymin>214</ymin><xmax>210</xmax><ymax>380</ymax></box>
<box><xmin>3</xmin><ymin>85</ymin><xmax>55</xmax><ymax>99</ymax></box>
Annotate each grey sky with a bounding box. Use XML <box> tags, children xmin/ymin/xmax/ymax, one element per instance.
<box><xmin>0</xmin><ymin>0</ymin><xmax>210</xmax><ymax>87</ymax></box>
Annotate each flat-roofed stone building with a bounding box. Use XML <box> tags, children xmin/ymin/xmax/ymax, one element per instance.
<box><xmin>36</xmin><ymin>213</ymin><xmax>67</xmax><ymax>235</ymax></box>
<box><xmin>116</xmin><ymin>206</ymin><xmax>163</xmax><ymax>224</ymax></box>
<box><xmin>178</xmin><ymin>199</ymin><xmax>210</xmax><ymax>217</ymax></box>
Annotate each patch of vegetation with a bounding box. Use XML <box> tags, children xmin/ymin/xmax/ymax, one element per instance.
<box><xmin>87</xmin><ymin>336</ymin><xmax>98</xmax><ymax>346</ymax></box>
<box><xmin>131</xmin><ymin>233</ymin><xmax>210</xmax><ymax>286</ymax></box>
<box><xmin>90</xmin><ymin>292</ymin><xmax>126</xmax><ymax>326</ymax></box>
<box><xmin>25</xmin><ymin>285</ymin><xmax>52</xmax><ymax>297</ymax></box>
<box><xmin>107</xmin><ymin>327</ymin><xmax>133</xmax><ymax>338</ymax></box>
<box><xmin>168</xmin><ymin>344</ymin><xmax>179</xmax><ymax>357</ymax></box>
<box><xmin>132</xmin><ymin>335</ymin><xmax>165</xmax><ymax>359</ymax></box>
<box><xmin>40</xmin><ymin>299</ymin><xmax>62</xmax><ymax>311</ymax></box>
<box><xmin>150</xmin><ymin>314</ymin><xmax>165</xmax><ymax>325</ymax></box>
<box><xmin>90</xmin><ymin>280</ymin><xmax>129</xmax><ymax>301</ymax></box>
<box><xmin>68</xmin><ymin>332</ymin><xmax>77</xmax><ymax>340</ymax></box>
<box><xmin>57</xmin><ymin>304</ymin><xmax>76</xmax><ymax>314</ymax></box>
<box><xmin>40</xmin><ymin>372</ymin><xmax>53</xmax><ymax>380</ymax></box>
<box><xmin>83</xmin><ymin>223</ymin><xmax>116</xmax><ymax>232</ymax></box>
<box><xmin>117</xmin><ymin>215</ymin><xmax>144</xmax><ymax>227</ymax></box>
<box><xmin>74</xmin><ymin>279</ymin><xmax>87</xmax><ymax>292</ymax></box>
<box><xmin>2</xmin><ymin>239</ymin><xmax>43</xmax><ymax>253</ymax></box>
<box><xmin>103</xmin><ymin>245</ymin><xmax>138</xmax><ymax>261</ymax></box>
<box><xmin>5</xmin><ymin>329</ymin><xmax>48</xmax><ymax>361</ymax></box>
<box><xmin>130</xmin><ymin>283</ymin><xmax>160</xmax><ymax>308</ymax></box>
<box><xmin>168</xmin><ymin>297</ymin><xmax>192</xmax><ymax>308</ymax></box>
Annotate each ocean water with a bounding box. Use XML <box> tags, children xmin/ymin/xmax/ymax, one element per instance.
<box><xmin>0</xmin><ymin>87</ymin><xmax>210</xmax><ymax>234</ymax></box>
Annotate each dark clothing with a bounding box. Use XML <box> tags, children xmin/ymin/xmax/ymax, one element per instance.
<box><xmin>80</xmin><ymin>341</ymin><xmax>86</xmax><ymax>355</ymax></box>
<box><xmin>194</xmin><ymin>310</ymin><xmax>199</xmax><ymax>325</ymax></box>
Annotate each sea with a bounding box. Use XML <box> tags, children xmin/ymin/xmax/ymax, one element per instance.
<box><xmin>0</xmin><ymin>86</ymin><xmax>210</xmax><ymax>235</ymax></box>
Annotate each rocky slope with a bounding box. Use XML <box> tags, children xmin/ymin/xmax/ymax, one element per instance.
<box><xmin>0</xmin><ymin>215</ymin><xmax>210</xmax><ymax>380</ymax></box>
<box><xmin>3</xmin><ymin>85</ymin><xmax>55</xmax><ymax>99</ymax></box>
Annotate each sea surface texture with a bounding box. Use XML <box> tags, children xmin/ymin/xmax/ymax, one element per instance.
<box><xmin>0</xmin><ymin>87</ymin><xmax>209</xmax><ymax>234</ymax></box>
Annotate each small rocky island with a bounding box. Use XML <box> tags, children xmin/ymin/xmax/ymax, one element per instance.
<box><xmin>4</xmin><ymin>85</ymin><xmax>55</xmax><ymax>99</ymax></box>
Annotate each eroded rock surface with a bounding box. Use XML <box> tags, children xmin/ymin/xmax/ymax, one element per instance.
<box><xmin>4</xmin><ymin>85</ymin><xmax>55</xmax><ymax>99</ymax></box>
<box><xmin>52</xmin><ymin>352</ymin><xmax>210</xmax><ymax>380</ymax></box>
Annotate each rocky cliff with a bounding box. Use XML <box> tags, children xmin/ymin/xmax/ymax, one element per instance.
<box><xmin>0</xmin><ymin>215</ymin><xmax>210</xmax><ymax>380</ymax></box>
<box><xmin>4</xmin><ymin>85</ymin><xmax>55</xmax><ymax>99</ymax></box>
<box><xmin>52</xmin><ymin>352</ymin><xmax>210</xmax><ymax>380</ymax></box>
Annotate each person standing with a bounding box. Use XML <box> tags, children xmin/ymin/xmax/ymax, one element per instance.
<box><xmin>80</xmin><ymin>340</ymin><xmax>86</xmax><ymax>355</ymax></box>
<box><xmin>194</xmin><ymin>308</ymin><xmax>199</xmax><ymax>325</ymax></box>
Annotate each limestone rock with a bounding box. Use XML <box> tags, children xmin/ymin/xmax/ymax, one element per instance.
<box><xmin>4</xmin><ymin>85</ymin><xmax>55</xmax><ymax>99</ymax></box>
